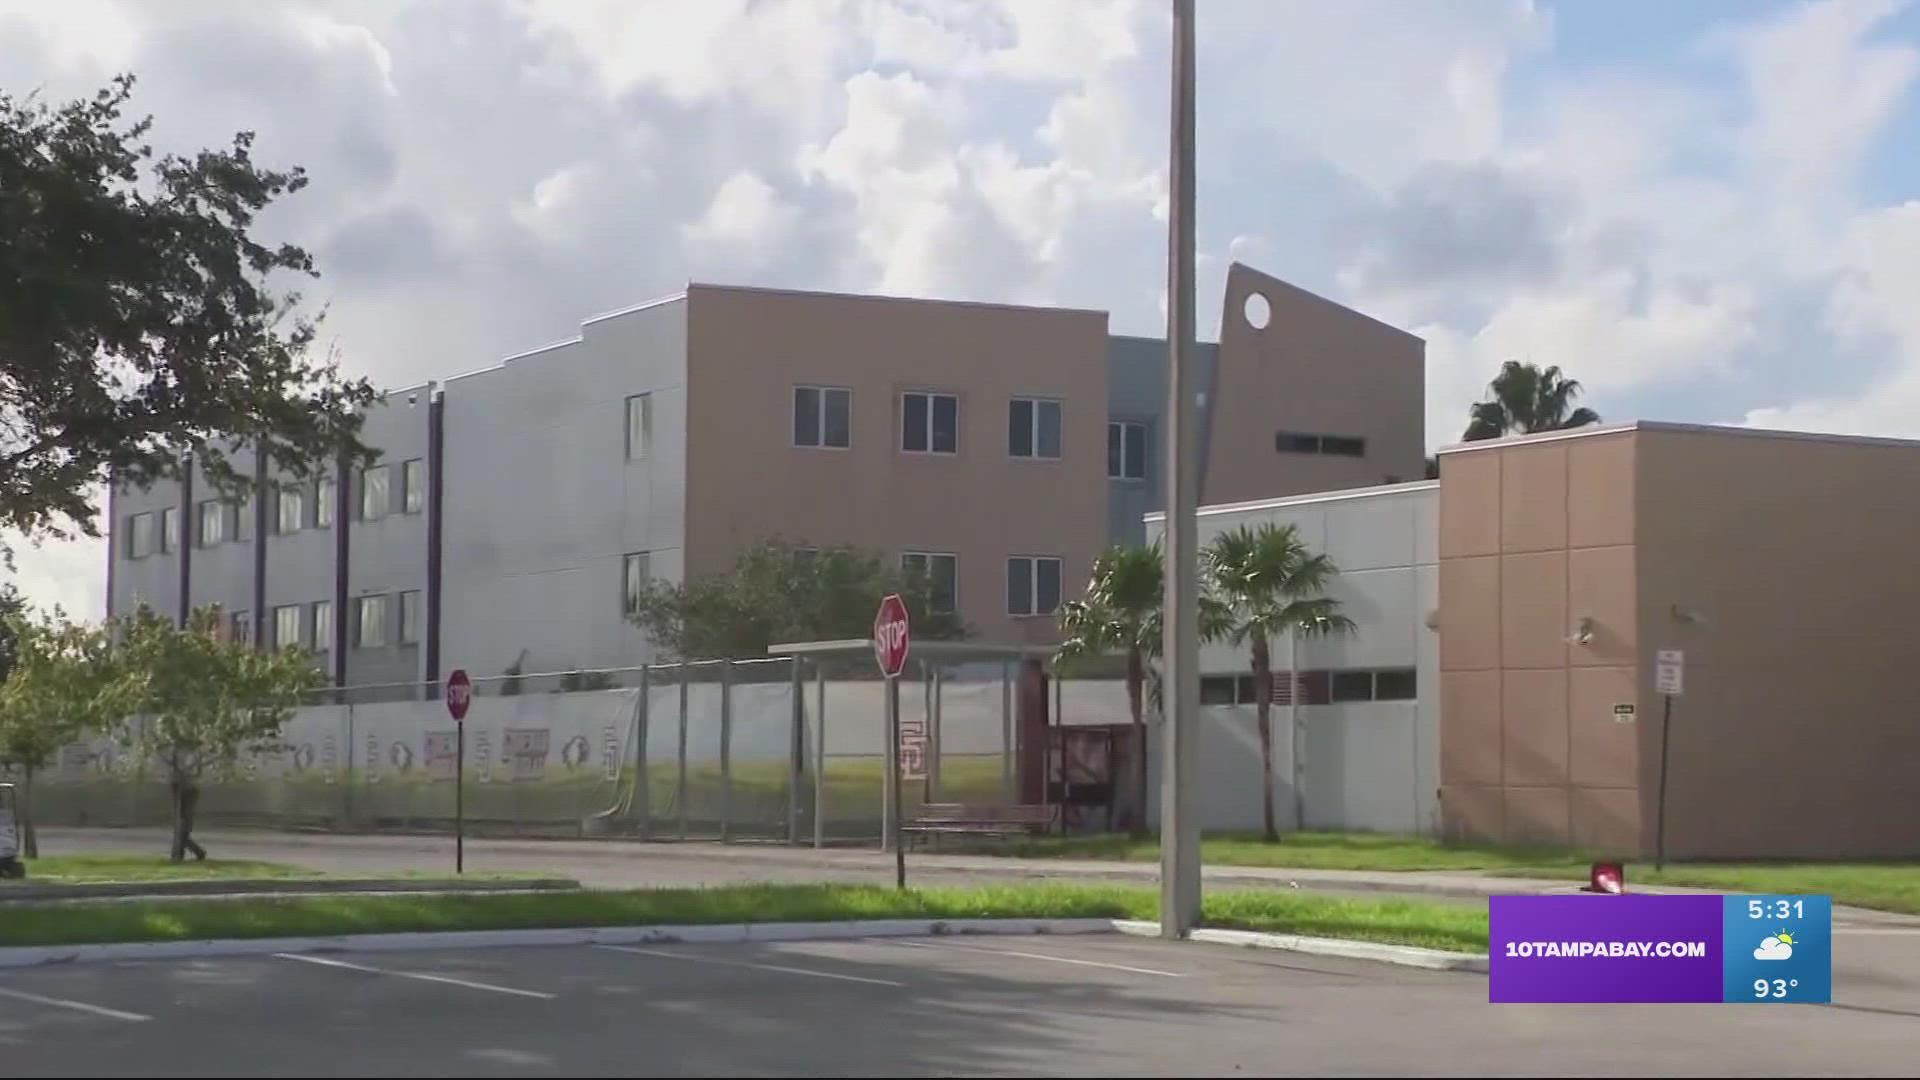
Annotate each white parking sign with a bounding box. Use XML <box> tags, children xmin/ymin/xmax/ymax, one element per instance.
<box><xmin>1655</xmin><ymin>649</ymin><xmax>1684</xmax><ymax>696</ymax></box>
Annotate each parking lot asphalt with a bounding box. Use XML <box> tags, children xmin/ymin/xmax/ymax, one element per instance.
<box><xmin>4</xmin><ymin>933</ymin><xmax>1918</xmax><ymax>1077</ymax></box>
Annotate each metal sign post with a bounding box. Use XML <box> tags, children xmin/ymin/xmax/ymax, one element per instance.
<box><xmin>446</xmin><ymin>668</ymin><xmax>472</xmax><ymax>874</ymax></box>
<box><xmin>873</xmin><ymin>595</ymin><xmax>911</xmax><ymax>889</ymax></box>
<box><xmin>1653</xmin><ymin>650</ymin><xmax>1683</xmax><ymax>870</ymax></box>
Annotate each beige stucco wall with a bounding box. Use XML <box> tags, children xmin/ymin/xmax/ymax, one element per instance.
<box><xmin>1634</xmin><ymin>427</ymin><xmax>1920</xmax><ymax>858</ymax></box>
<box><xmin>1205</xmin><ymin>263</ymin><xmax>1425</xmax><ymax>505</ymax></box>
<box><xmin>681</xmin><ymin>284</ymin><xmax>1111</xmax><ymax>645</ymax></box>
<box><xmin>1437</xmin><ymin>428</ymin><xmax>1641</xmax><ymax>853</ymax></box>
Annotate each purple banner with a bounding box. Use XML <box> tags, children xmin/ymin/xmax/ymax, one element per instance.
<box><xmin>1490</xmin><ymin>895</ymin><xmax>1724</xmax><ymax>1003</ymax></box>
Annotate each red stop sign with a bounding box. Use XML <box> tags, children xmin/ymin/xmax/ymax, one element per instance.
<box><xmin>872</xmin><ymin>594</ymin><xmax>911</xmax><ymax>678</ymax></box>
<box><xmin>446</xmin><ymin>669</ymin><xmax>473</xmax><ymax>722</ymax></box>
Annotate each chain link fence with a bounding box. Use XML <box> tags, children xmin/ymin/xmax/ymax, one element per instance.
<box><xmin>18</xmin><ymin>657</ymin><xmax>1135</xmax><ymax>844</ymax></box>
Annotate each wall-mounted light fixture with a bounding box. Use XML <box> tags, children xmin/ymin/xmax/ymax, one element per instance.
<box><xmin>1566</xmin><ymin>615</ymin><xmax>1595</xmax><ymax>646</ymax></box>
<box><xmin>1669</xmin><ymin>603</ymin><xmax>1709</xmax><ymax>626</ymax></box>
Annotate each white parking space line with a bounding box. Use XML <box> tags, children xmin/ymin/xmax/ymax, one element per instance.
<box><xmin>272</xmin><ymin>953</ymin><xmax>556</xmax><ymax>999</ymax></box>
<box><xmin>0</xmin><ymin>985</ymin><xmax>153</xmax><ymax>1022</ymax></box>
<box><xmin>883</xmin><ymin>939</ymin><xmax>1185</xmax><ymax>978</ymax></box>
<box><xmin>594</xmin><ymin>945</ymin><xmax>906</xmax><ymax>987</ymax></box>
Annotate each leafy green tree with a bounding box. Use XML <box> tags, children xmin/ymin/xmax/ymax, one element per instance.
<box><xmin>1463</xmin><ymin>361</ymin><xmax>1601</xmax><ymax>441</ymax></box>
<box><xmin>1203</xmin><ymin>524</ymin><xmax>1355</xmax><ymax>842</ymax></box>
<box><xmin>1056</xmin><ymin>543</ymin><xmax>1231</xmax><ymax>836</ymax></box>
<box><xmin>0</xmin><ymin>610</ymin><xmax>121</xmax><ymax>857</ymax></box>
<box><xmin>0</xmin><ymin>75</ymin><xmax>376</xmax><ymax>546</ymax></box>
<box><xmin>113</xmin><ymin>606</ymin><xmax>322</xmax><ymax>862</ymax></box>
<box><xmin>0</xmin><ymin>582</ymin><xmax>25</xmax><ymax>686</ymax></box>
<box><xmin>629</xmin><ymin>537</ymin><xmax>970</xmax><ymax>660</ymax></box>
<box><xmin>1057</xmin><ymin>544</ymin><xmax>1163</xmax><ymax>836</ymax></box>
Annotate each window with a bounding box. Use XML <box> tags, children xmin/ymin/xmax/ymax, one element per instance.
<box><xmin>792</xmin><ymin>386</ymin><xmax>851</xmax><ymax>449</ymax></box>
<box><xmin>354</xmin><ymin>594</ymin><xmax>388</xmax><ymax>648</ymax></box>
<box><xmin>1298</xmin><ymin>670</ymin><xmax>1332</xmax><ymax>706</ymax></box>
<box><xmin>1006</xmin><ymin>555</ymin><xmax>1063</xmax><ymax>616</ymax></box>
<box><xmin>158</xmin><ymin>507</ymin><xmax>177</xmax><ymax>554</ymax></box>
<box><xmin>274</xmin><ymin>604</ymin><xmax>303</xmax><ymax>649</ymax></box>
<box><xmin>277</xmin><ymin>485</ymin><xmax>305</xmax><ymax>534</ymax></box>
<box><xmin>126</xmin><ymin>512</ymin><xmax>155</xmax><ymax>559</ymax></box>
<box><xmin>360</xmin><ymin>465</ymin><xmax>390</xmax><ymax>521</ymax></box>
<box><xmin>622</xmin><ymin>552</ymin><xmax>650</xmax><ymax>615</ymax></box>
<box><xmin>197</xmin><ymin>500</ymin><xmax>225</xmax><ymax>547</ymax></box>
<box><xmin>1008</xmin><ymin>398</ymin><xmax>1062</xmax><ymax>459</ymax></box>
<box><xmin>1331</xmin><ymin>670</ymin><xmax>1374</xmax><ymax>702</ymax></box>
<box><xmin>1236</xmin><ymin>675</ymin><xmax>1260</xmax><ymax>704</ymax></box>
<box><xmin>625</xmin><ymin>393</ymin><xmax>653</xmax><ymax>459</ymax></box>
<box><xmin>1199</xmin><ymin>676</ymin><xmax>1237</xmax><ymax>705</ymax></box>
<box><xmin>316</xmin><ymin>478</ymin><xmax>335</xmax><ymax>528</ymax></box>
<box><xmin>1108</xmin><ymin>421</ymin><xmax>1148</xmax><ymax>480</ymax></box>
<box><xmin>231</xmin><ymin>610</ymin><xmax>252</xmax><ymax>646</ymax></box>
<box><xmin>402</xmin><ymin>459</ymin><xmax>425</xmax><ymax>515</ymax></box>
<box><xmin>1275</xmin><ymin>431</ymin><xmax>1368</xmax><ymax>457</ymax></box>
<box><xmin>1374</xmin><ymin>668</ymin><xmax>1418</xmax><ymax>701</ymax></box>
<box><xmin>903</xmin><ymin>391</ymin><xmax>958</xmax><ymax>454</ymax></box>
<box><xmin>901</xmin><ymin>552</ymin><xmax>958</xmax><ymax>615</ymax></box>
<box><xmin>233</xmin><ymin>498</ymin><xmax>253</xmax><ymax>543</ymax></box>
<box><xmin>312</xmin><ymin>600</ymin><xmax>334</xmax><ymax>653</ymax></box>
<box><xmin>399</xmin><ymin>590</ymin><xmax>421</xmax><ymax>645</ymax></box>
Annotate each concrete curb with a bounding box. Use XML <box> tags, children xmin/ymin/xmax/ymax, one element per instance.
<box><xmin>0</xmin><ymin>917</ymin><xmax>1117</xmax><ymax>970</ymax></box>
<box><xmin>1112</xmin><ymin>920</ymin><xmax>1490</xmax><ymax>972</ymax></box>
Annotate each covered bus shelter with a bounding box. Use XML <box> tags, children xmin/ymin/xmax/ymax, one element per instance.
<box><xmin>766</xmin><ymin>639</ymin><xmax>1134</xmax><ymax>849</ymax></box>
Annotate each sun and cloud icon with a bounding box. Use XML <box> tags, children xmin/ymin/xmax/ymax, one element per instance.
<box><xmin>1754</xmin><ymin>931</ymin><xmax>1797</xmax><ymax>961</ymax></box>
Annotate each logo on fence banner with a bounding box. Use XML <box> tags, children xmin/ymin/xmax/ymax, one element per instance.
<box><xmin>365</xmin><ymin>734</ymin><xmax>381</xmax><ymax>783</ymax></box>
<box><xmin>425</xmin><ymin>731</ymin><xmax>459</xmax><ymax>782</ymax></box>
<box><xmin>475</xmin><ymin>731</ymin><xmax>493</xmax><ymax>784</ymax></box>
<box><xmin>561</xmin><ymin>735</ymin><xmax>590</xmax><ymax>771</ymax></box>
<box><xmin>503</xmin><ymin>728</ymin><xmax>550</xmax><ymax>782</ymax></box>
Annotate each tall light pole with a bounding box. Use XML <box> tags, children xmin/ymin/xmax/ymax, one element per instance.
<box><xmin>1159</xmin><ymin>0</ymin><xmax>1201</xmax><ymax>940</ymax></box>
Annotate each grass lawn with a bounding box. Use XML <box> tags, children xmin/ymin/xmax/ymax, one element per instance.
<box><xmin>21</xmin><ymin>855</ymin><xmax>314</xmax><ymax>885</ymax></box>
<box><xmin>970</xmin><ymin>830</ymin><xmax>1591</xmax><ymax>873</ymax></box>
<box><xmin>0</xmin><ymin>882</ymin><xmax>1490</xmax><ymax>953</ymax></box>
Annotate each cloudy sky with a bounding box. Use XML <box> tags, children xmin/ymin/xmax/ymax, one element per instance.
<box><xmin>6</xmin><ymin>0</ymin><xmax>1920</xmax><ymax>619</ymax></box>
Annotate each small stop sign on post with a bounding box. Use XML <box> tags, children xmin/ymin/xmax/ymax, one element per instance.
<box><xmin>445</xmin><ymin>668</ymin><xmax>472</xmax><ymax>875</ymax></box>
<box><xmin>873</xmin><ymin>594</ymin><xmax>910</xmax><ymax>678</ymax></box>
<box><xmin>446</xmin><ymin>669</ymin><xmax>473</xmax><ymax>721</ymax></box>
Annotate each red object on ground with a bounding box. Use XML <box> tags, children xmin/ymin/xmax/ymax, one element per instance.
<box><xmin>1588</xmin><ymin>861</ymin><xmax>1625</xmax><ymax>893</ymax></box>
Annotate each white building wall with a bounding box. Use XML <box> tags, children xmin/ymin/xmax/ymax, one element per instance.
<box><xmin>1145</xmin><ymin>480</ymin><xmax>1439</xmax><ymax>834</ymax></box>
<box><xmin>439</xmin><ymin>295</ymin><xmax>690</xmax><ymax>681</ymax></box>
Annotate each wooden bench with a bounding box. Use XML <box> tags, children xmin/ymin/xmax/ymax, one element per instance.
<box><xmin>902</xmin><ymin>803</ymin><xmax>1056</xmax><ymax>847</ymax></box>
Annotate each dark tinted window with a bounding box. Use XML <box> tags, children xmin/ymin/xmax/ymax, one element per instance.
<box><xmin>1322</xmin><ymin>435</ymin><xmax>1366</xmax><ymax>457</ymax></box>
<box><xmin>1009</xmin><ymin>399</ymin><xmax>1033</xmax><ymax>456</ymax></box>
<box><xmin>1200</xmin><ymin>676</ymin><xmax>1236</xmax><ymax>705</ymax></box>
<box><xmin>795</xmin><ymin>387</ymin><xmax>822</xmax><ymax>446</ymax></box>
<box><xmin>931</xmin><ymin>394</ymin><xmax>958</xmax><ymax>452</ymax></box>
<box><xmin>1299</xmin><ymin>670</ymin><xmax>1331</xmax><ymax>705</ymax></box>
<box><xmin>1332</xmin><ymin>670</ymin><xmax>1374</xmax><ymax>702</ymax></box>
<box><xmin>1375</xmin><ymin>668</ymin><xmax>1418</xmax><ymax>701</ymax></box>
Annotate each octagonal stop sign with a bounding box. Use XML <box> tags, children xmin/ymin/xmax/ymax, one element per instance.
<box><xmin>872</xmin><ymin>594</ymin><xmax>911</xmax><ymax>679</ymax></box>
<box><xmin>446</xmin><ymin>668</ymin><xmax>473</xmax><ymax>722</ymax></box>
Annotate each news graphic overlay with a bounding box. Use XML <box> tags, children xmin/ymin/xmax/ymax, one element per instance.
<box><xmin>1724</xmin><ymin>895</ymin><xmax>1832</xmax><ymax>1004</ymax></box>
<box><xmin>1490</xmin><ymin>894</ymin><xmax>1831</xmax><ymax>1003</ymax></box>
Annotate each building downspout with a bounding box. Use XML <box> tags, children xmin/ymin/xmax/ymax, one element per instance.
<box><xmin>425</xmin><ymin>385</ymin><xmax>445</xmax><ymax>698</ymax></box>
<box><xmin>253</xmin><ymin>444</ymin><xmax>268</xmax><ymax>651</ymax></box>
<box><xmin>332</xmin><ymin>447</ymin><xmax>351</xmax><ymax>688</ymax></box>
<box><xmin>177</xmin><ymin>458</ymin><xmax>194</xmax><ymax>628</ymax></box>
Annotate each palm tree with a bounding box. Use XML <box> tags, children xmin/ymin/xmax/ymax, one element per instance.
<box><xmin>1463</xmin><ymin>360</ymin><xmax>1601</xmax><ymax>441</ymax></box>
<box><xmin>1203</xmin><ymin>524</ymin><xmax>1355</xmax><ymax>842</ymax></box>
<box><xmin>1056</xmin><ymin>544</ymin><xmax>1163</xmax><ymax>837</ymax></box>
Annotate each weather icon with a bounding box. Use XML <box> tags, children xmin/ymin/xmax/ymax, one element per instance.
<box><xmin>1754</xmin><ymin>931</ymin><xmax>1796</xmax><ymax>961</ymax></box>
